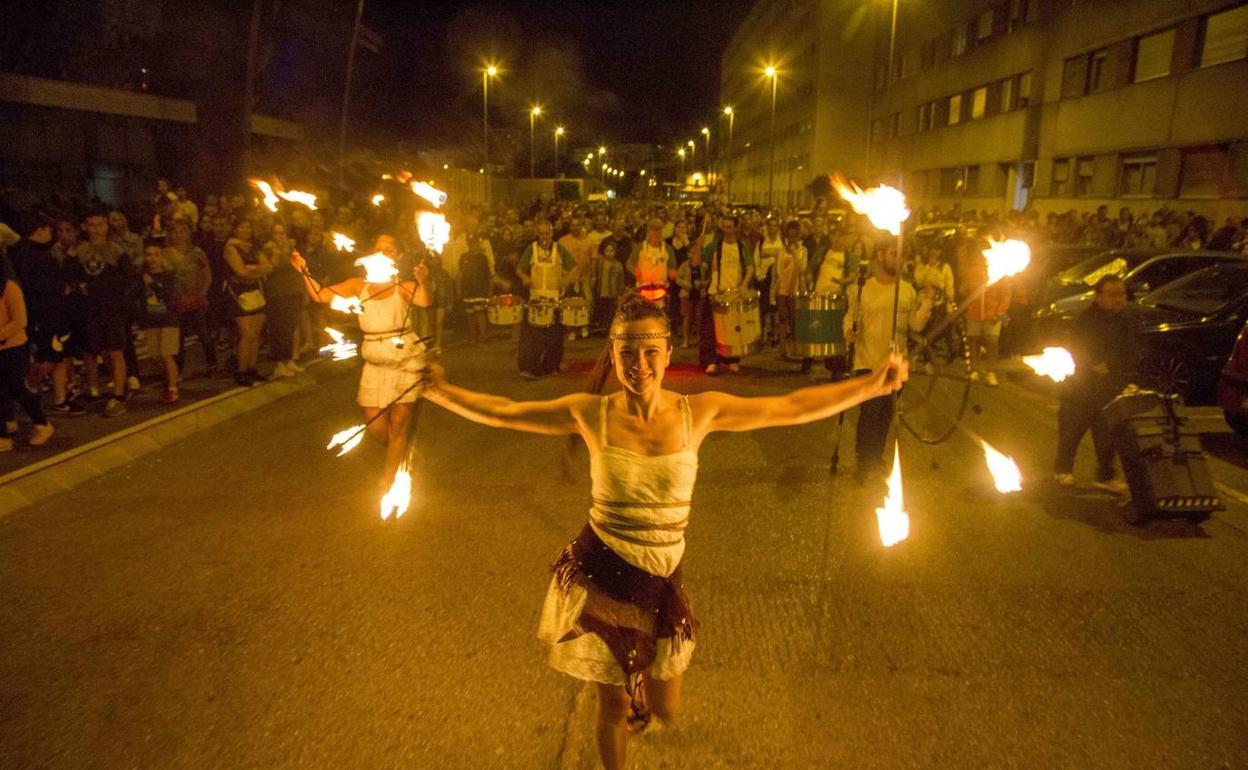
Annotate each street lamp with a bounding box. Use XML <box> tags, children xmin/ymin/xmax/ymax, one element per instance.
<box><xmin>677</xmin><ymin>147</ymin><xmax>686</xmax><ymax>183</ymax></box>
<box><xmin>764</xmin><ymin>65</ymin><xmax>779</xmax><ymax>208</ymax></box>
<box><xmin>722</xmin><ymin>106</ymin><xmax>735</xmax><ymax>195</ymax></box>
<box><xmin>554</xmin><ymin>125</ymin><xmax>565</xmax><ymax>178</ymax></box>
<box><xmin>700</xmin><ymin>126</ymin><xmax>710</xmax><ymax>183</ymax></box>
<box><xmin>482</xmin><ymin>63</ymin><xmax>499</xmax><ymax>200</ymax></box>
<box><xmin>529</xmin><ymin>105</ymin><xmax>542</xmax><ymax>178</ymax></box>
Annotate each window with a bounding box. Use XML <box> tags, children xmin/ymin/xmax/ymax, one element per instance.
<box><xmin>1052</xmin><ymin>159</ymin><xmax>1070</xmax><ymax>195</ymax></box>
<box><xmin>952</xmin><ymin>26</ymin><xmax>968</xmax><ymax>56</ymax></box>
<box><xmin>971</xmin><ymin>86</ymin><xmax>988</xmax><ymax>119</ymax></box>
<box><xmin>1001</xmin><ymin>77</ymin><xmax>1014</xmax><ymax>111</ymax></box>
<box><xmin>976</xmin><ymin>10</ymin><xmax>994</xmax><ymax>41</ymax></box>
<box><xmin>1076</xmin><ymin>156</ymin><xmax>1096</xmax><ymax>196</ymax></box>
<box><xmin>1179</xmin><ymin>145</ymin><xmax>1230</xmax><ymax>198</ymax></box>
<box><xmin>917</xmin><ymin>103</ymin><xmax>931</xmax><ymax>132</ymax></box>
<box><xmin>1120</xmin><ymin>155</ymin><xmax>1158</xmax><ymax>196</ymax></box>
<box><xmin>871</xmin><ymin>118</ymin><xmax>885</xmax><ymax>143</ymax></box>
<box><xmin>1009</xmin><ymin>0</ymin><xmax>1030</xmax><ymax>32</ymax></box>
<box><xmin>948</xmin><ymin>93</ymin><xmax>963</xmax><ymax>125</ymax></box>
<box><xmin>1018</xmin><ymin>72</ymin><xmax>1032</xmax><ymax>107</ymax></box>
<box><xmin>939</xmin><ymin>167</ymin><xmax>964</xmax><ymax>196</ymax></box>
<box><xmin>965</xmin><ymin>164</ymin><xmax>980</xmax><ymax>193</ymax></box>
<box><xmin>1201</xmin><ymin>5</ymin><xmax>1248</xmax><ymax>67</ymax></box>
<box><xmin>1134</xmin><ymin>29</ymin><xmax>1175</xmax><ymax>82</ymax></box>
<box><xmin>1087</xmin><ymin>49</ymin><xmax>1109</xmax><ymax>93</ymax></box>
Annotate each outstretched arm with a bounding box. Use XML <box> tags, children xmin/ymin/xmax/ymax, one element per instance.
<box><xmin>420</xmin><ymin>362</ymin><xmax>590</xmax><ymax>436</ymax></box>
<box><xmin>290</xmin><ymin>250</ymin><xmax>361</xmax><ymax>304</ymax></box>
<box><xmin>693</xmin><ymin>354</ymin><xmax>907</xmax><ymax>434</ymax></box>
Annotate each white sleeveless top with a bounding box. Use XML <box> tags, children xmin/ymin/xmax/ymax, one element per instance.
<box><xmin>358</xmin><ymin>283</ymin><xmax>422</xmax><ymax>368</ymax></box>
<box><xmin>587</xmin><ymin>395</ymin><xmax>699</xmax><ymax>578</ymax></box>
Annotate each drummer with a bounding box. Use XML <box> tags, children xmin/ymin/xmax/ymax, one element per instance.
<box><xmin>801</xmin><ymin>227</ymin><xmax>853</xmax><ymax>376</ymax></box>
<box><xmin>627</xmin><ymin>217</ymin><xmax>677</xmax><ymax>305</ymax></box>
<box><xmin>457</xmin><ymin>233</ymin><xmax>504</xmax><ymax>345</ymax></box>
<box><xmin>774</xmin><ymin>219</ymin><xmax>807</xmax><ymax>357</ymax></box>
<box><xmin>517</xmin><ymin>219</ymin><xmax>579</xmax><ymax>380</ymax></box>
<box><xmin>697</xmin><ymin>214</ymin><xmax>754</xmax><ymax>375</ymax></box>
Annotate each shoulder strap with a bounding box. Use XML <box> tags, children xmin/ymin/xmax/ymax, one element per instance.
<box><xmin>680</xmin><ymin>394</ymin><xmax>692</xmax><ymax>450</ymax></box>
<box><xmin>599</xmin><ymin>395</ymin><xmax>609</xmax><ymax>447</ymax></box>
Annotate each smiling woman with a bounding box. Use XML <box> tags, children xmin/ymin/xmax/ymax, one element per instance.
<box><xmin>418</xmin><ymin>291</ymin><xmax>905</xmax><ymax>770</ymax></box>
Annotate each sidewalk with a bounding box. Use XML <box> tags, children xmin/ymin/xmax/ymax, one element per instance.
<box><xmin>0</xmin><ymin>350</ymin><xmax>352</xmax><ymax>520</ymax></box>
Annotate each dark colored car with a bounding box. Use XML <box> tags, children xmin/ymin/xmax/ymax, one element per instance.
<box><xmin>1131</xmin><ymin>263</ymin><xmax>1248</xmax><ymax>405</ymax></box>
<box><xmin>1043</xmin><ymin>247</ymin><xmax>1167</xmax><ymax>304</ymax></box>
<box><xmin>1217</xmin><ymin>318</ymin><xmax>1248</xmax><ymax>435</ymax></box>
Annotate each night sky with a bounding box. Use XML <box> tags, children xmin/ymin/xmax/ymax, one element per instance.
<box><xmin>363</xmin><ymin>0</ymin><xmax>753</xmax><ymax>147</ymax></box>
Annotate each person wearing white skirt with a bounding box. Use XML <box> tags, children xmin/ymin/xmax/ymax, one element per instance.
<box><xmin>291</xmin><ymin>248</ymin><xmax>430</xmax><ymax>484</ymax></box>
<box><xmin>420</xmin><ymin>292</ymin><xmax>907</xmax><ymax>770</ymax></box>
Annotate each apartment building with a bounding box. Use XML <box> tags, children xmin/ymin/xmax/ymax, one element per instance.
<box><xmin>719</xmin><ymin>0</ymin><xmax>878</xmax><ymax>207</ymax></box>
<box><xmin>868</xmin><ymin>0</ymin><xmax>1248</xmax><ymax>221</ymax></box>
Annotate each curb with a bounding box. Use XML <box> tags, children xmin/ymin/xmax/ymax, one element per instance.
<box><xmin>0</xmin><ymin>372</ymin><xmax>324</xmax><ymax>521</ymax></box>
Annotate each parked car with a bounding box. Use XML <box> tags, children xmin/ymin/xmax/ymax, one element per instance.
<box><xmin>1043</xmin><ymin>248</ymin><xmax>1168</xmax><ymax>304</ymax></box>
<box><xmin>1217</xmin><ymin>318</ymin><xmax>1248</xmax><ymax>435</ymax></box>
<box><xmin>1132</xmin><ymin>263</ymin><xmax>1248</xmax><ymax>405</ymax></box>
<box><xmin>1033</xmin><ymin>251</ymin><xmax>1247</xmax><ymax>343</ymax></box>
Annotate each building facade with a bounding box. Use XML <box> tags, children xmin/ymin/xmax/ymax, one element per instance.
<box><xmin>868</xmin><ymin>0</ymin><xmax>1248</xmax><ymax>222</ymax></box>
<box><xmin>720</xmin><ymin>0</ymin><xmax>879</xmax><ymax>208</ymax></box>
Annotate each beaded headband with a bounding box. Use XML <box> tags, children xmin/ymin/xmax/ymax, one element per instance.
<box><xmin>608</xmin><ymin>330</ymin><xmax>670</xmax><ymax>341</ymax></box>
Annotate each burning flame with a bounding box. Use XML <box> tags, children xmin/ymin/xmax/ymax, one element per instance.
<box><xmin>331</xmin><ymin>232</ymin><xmax>356</xmax><ymax>252</ymax></box>
<box><xmin>982</xmin><ymin>239</ymin><xmax>1031</xmax><ymax>285</ymax></box>
<box><xmin>327</xmin><ymin>425</ymin><xmax>365</xmax><ymax>456</ymax></box>
<box><xmin>380</xmin><ymin>464</ymin><xmax>412</xmax><ymax>520</ymax></box>
<box><xmin>981</xmin><ymin>440</ymin><xmax>1022</xmax><ymax>494</ymax></box>
<box><xmin>876</xmin><ymin>444</ymin><xmax>910</xmax><ymax>547</ymax></box>
<box><xmin>276</xmin><ymin>188</ymin><xmax>318</xmax><ymax>210</ymax></box>
<box><xmin>831</xmin><ymin>174</ymin><xmax>909</xmax><ymax>236</ymax></box>
<box><xmin>249</xmin><ymin>179</ymin><xmax>317</xmax><ymax>211</ymax></box>
<box><xmin>355</xmin><ymin>252</ymin><xmax>399</xmax><ymax>283</ymax></box>
<box><xmin>417</xmin><ymin>211</ymin><xmax>451</xmax><ymax>254</ymax></box>
<box><xmin>329</xmin><ymin>294</ymin><xmax>364</xmax><ymax>315</ymax></box>
<box><xmin>1022</xmin><ymin>347</ymin><xmax>1076</xmax><ymax>383</ymax></box>
<box><xmin>250</xmin><ymin>179</ymin><xmax>280</xmax><ymax>212</ymax></box>
<box><xmin>319</xmin><ymin>327</ymin><xmax>358</xmax><ymax>360</ymax></box>
<box><xmin>371</xmin><ymin>193</ymin><xmax>385</xmax><ymax>207</ymax></box>
<box><xmin>410</xmin><ymin>181</ymin><xmax>448</xmax><ymax>209</ymax></box>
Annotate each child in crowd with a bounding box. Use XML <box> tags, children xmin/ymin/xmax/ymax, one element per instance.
<box><xmin>139</xmin><ymin>240</ymin><xmax>182</xmax><ymax>403</ymax></box>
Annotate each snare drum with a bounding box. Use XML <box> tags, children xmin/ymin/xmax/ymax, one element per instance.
<box><xmin>487</xmin><ymin>294</ymin><xmax>524</xmax><ymax>326</ymax></box>
<box><xmin>786</xmin><ymin>292</ymin><xmax>847</xmax><ymax>359</ymax></box>
<box><xmin>527</xmin><ymin>298</ymin><xmax>558</xmax><ymax>327</ymax></box>
<box><xmin>710</xmin><ymin>289</ymin><xmax>762</xmax><ymax>357</ymax></box>
<box><xmin>559</xmin><ymin>297</ymin><xmax>589</xmax><ymax>328</ymax></box>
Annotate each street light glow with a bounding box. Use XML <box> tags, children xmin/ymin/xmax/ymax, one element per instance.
<box><xmin>598</xmin><ymin>146</ymin><xmax>607</xmax><ymax>155</ymax></box>
<box><xmin>677</xmin><ymin>148</ymin><xmax>685</xmax><ymax>158</ymax></box>
<box><xmin>764</xmin><ymin>65</ymin><xmax>777</xmax><ymax>77</ymax></box>
<box><xmin>531</xmin><ymin>105</ymin><xmax>542</xmax><ymax>116</ymax></box>
<box><xmin>687</xmin><ymin>139</ymin><xmax>695</xmax><ymax>148</ymax></box>
<box><xmin>555</xmin><ymin>126</ymin><xmax>564</xmax><ymax>136</ymax></box>
<box><xmin>485</xmin><ymin>65</ymin><xmax>498</xmax><ymax>76</ymax></box>
<box><xmin>723</xmin><ymin>106</ymin><xmax>733</xmax><ymax>115</ymax></box>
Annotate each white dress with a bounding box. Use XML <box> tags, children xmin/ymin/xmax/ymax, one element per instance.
<box><xmin>537</xmin><ymin>395</ymin><xmax>699</xmax><ymax>685</ymax></box>
<box><xmin>356</xmin><ymin>284</ymin><xmax>426</xmax><ymax>408</ymax></box>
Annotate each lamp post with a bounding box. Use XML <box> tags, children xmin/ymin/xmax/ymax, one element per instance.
<box><xmin>677</xmin><ymin>148</ymin><xmax>686</xmax><ymax>184</ymax></box>
<box><xmin>554</xmin><ymin>125</ymin><xmax>564</xmax><ymax>178</ymax></box>
<box><xmin>765</xmin><ymin>65</ymin><xmax>778</xmax><ymax>208</ymax></box>
<box><xmin>529</xmin><ymin>105</ymin><xmax>542</xmax><ymax>178</ymax></box>
<box><xmin>700</xmin><ymin>127</ymin><xmax>710</xmax><ymax>184</ymax></box>
<box><xmin>598</xmin><ymin>146</ymin><xmax>607</xmax><ymax>186</ymax></box>
<box><xmin>482</xmin><ymin>64</ymin><xmax>498</xmax><ymax>200</ymax></box>
<box><xmin>723</xmin><ymin>106</ymin><xmax>735</xmax><ymax>195</ymax></box>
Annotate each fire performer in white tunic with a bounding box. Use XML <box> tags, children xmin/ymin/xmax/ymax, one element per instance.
<box><xmin>419</xmin><ymin>292</ymin><xmax>906</xmax><ymax>770</ymax></box>
<box><xmin>291</xmin><ymin>249</ymin><xmax>431</xmax><ymax>484</ymax></box>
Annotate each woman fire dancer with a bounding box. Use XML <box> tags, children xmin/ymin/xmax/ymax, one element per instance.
<box><xmin>291</xmin><ymin>247</ymin><xmax>430</xmax><ymax>485</ymax></box>
<box><xmin>418</xmin><ymin>292</ymin><xmax>906</xmax><ymax>770</ymax></box>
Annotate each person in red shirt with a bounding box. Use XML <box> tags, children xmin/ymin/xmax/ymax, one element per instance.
<box><xmin>957</xmin><ymin>239</ymin><xmax>1011</xmax><ymax>387</ymax></box>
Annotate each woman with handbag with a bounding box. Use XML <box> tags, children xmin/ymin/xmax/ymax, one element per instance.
<box><xmin>223</xmin><ymin>219</ymin><xmax>273</xmax><ymax>386</ymax></box>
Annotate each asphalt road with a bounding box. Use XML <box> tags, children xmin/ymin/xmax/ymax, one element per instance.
<box><xmin>2</xmin><ymin>337</ymin><xmax>1246</xmax><ymax>769</ymax></box>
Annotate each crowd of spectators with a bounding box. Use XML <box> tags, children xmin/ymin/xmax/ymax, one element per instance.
<box><xmin>2</xmin><ymin>175</ymin><xmax>1247</xmax><ymax>454</ymax></box>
